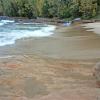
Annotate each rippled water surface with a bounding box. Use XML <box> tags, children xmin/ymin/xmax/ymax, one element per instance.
<box><xmin>0</xmin><ymin>19</ymin><xmax>56</xmax><ymax>46</ymax></box>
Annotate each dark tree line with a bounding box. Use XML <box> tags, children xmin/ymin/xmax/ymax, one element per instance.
<box><xmin>0</xmin><ymin>0</ymin><xmax>100</xmax><ymax>19</ymax></box>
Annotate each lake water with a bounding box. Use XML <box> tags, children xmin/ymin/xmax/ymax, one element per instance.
<box><xmin>0</xmin><ymin>19</ymin><xmax>56</xmax><ymax>46</ymax></box>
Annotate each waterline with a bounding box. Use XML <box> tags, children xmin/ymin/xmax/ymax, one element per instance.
<box><xmin>0</xmin><ymin>19</ymin><xmax>56</xmax><ymax>46</ymax></box>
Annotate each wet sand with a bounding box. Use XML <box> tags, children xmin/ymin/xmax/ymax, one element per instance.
<box><xmin>0</xmin><ymin>23</ymin><xmax>100</xmax><ymax>60</ymax></box>
<box><xmin>0</xmin><ymin>55</ymin><xmax>100</xmax><ymax>100</ymax></box>
<box><xmin>0</xmin><ymin>22</ymin><xmax>100</xmax><ymax>100</ymax></box>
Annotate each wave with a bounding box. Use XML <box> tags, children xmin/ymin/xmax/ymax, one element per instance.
<box><xmin>0</xmin><ymin>21</ymin><xmax>56</xmax><ymax>46</ymax></box>
<box><xmin>0</xmin><ymin>19</ymin><xmax>15</xmax><ymax>26</ymax></box>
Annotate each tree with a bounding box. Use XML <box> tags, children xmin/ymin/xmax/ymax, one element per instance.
<box><xmin>79</xmin><ymin>0</ymin><xmax>97</xmax><ymax>19</ymax></box>
<box><xmin>0</xmin><ymin>0</ymin><xmax>99</xmax><ymax>19</ymax></box>
<box><xmin>0</xmin><ymin>0</ymin><xmax>4</xmax><ymax>15</ymax></box>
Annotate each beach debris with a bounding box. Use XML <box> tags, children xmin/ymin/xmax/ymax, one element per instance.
<box><xmin>63</xmin><ymin>21</ymin><xmax>71</xmax><ymax>26</ymax></box>
<box><xmin>74</xmin><ymin>18</ymin><xmax>81</xmax><ymax>21</ymax></box>
<box><xmin>94</xmin><ymin>62</ymin><xmax>100</xmax><ymax>87</ymax></box>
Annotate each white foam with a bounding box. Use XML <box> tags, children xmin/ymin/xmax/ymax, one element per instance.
<box><xmin>0</xmin><ymin>22</ymin><xmax>4</xmax><ymax>26</ymax></box>
<box><xmin>1</xmin><ymin>20</ymin><xmax>15</xmax><ymax>23</ymax></box>
<box><xmin>0</xmin><ymin>19</ymin><xmax>15</xmax><ymax>26</ymax></box>
<box><xmin>0</xmin><ymin>23</ymin><xmax>56</xmax><ymax>46</ymax></box>
<box><xmin>0</xmin><ymin>56</ymin><xmax>13</xmax><ymax>59</ymax></box>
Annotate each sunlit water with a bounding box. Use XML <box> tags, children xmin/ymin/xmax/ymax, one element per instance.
<box><xmin>0</xmin><ymin>19</ymin><xmax>56</xmax><ymax>46</ymax></box>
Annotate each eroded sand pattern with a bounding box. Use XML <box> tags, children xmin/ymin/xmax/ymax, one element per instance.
<box><xmin>0</xmin><ymin>23</ymin><xmax>100</xmax><ymax>100</ymax></box>
<box><xmin>0</xmin><ymin>55</ymin><xmax>100</xmax><ymax>100</ymax></box>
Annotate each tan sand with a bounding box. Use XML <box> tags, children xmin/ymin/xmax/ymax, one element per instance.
<box><xmin>82</xmin><ymin>22</ymin><xmax>100</xmax><ymax>35</ymax></box>
<box><xmin>0</xmin><ymin>23</ymin><xmax>100</xmax><ymax>100</ymax></box>
<box><xmin>0</xmin><ymin>55</ymin><xmax>99</xmax><ymax>100</ymax></box>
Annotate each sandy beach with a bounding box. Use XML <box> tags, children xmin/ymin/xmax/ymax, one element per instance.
<box><xmin>0</xmin><ymin>23</ymin><xmax>100</xmax><ymax>60</ymax></box>
<box><xmin>0</xmin><ymin>22</ymin><xmax>100</xmax><ymax>100</ymax></box>
<box><xmin>82</xmin><ymin>22</ymin><xmax>100</xmax><ymax>35</ymax></box>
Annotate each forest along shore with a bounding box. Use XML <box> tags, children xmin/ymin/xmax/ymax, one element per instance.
<box><xmin>0</xmin><ymin>21</ymin><xmax>100</xmax><ymax>100</ymax></box>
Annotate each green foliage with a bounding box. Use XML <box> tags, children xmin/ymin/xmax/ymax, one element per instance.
<box><xmin>79</xmin><ymin>0</ymin><xmax>97</xmax><ymax>19</ymax></box>
<box><xmin>5</xmin><ymin>0</ymin><xmax>19</xmax><ymax>16</ymax></box>
<box><xmin>0</xmin><ymin>0</ymin><xmax>37</xmax><ymax>18</ymax></box>
<box><xmin>0</xmin><ymin>0</ymin><xmax>100</xmax><ymax>19</ymax></box>
<box><xmin>17</xmin><ymin>0</ymin><xmax>35</xmax><ymax>18</ymax></box>
<box><xmin>42</xmin><ymin>0</ymin><xmax>58</xmax><ymax>18</ymax></box>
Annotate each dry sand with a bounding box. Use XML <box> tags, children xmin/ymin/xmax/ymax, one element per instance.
<box><xmin>82</xmin><ymin>22</ymin><xmax>100</xmax><ymax>35</ymax></box>
<box><xmin>0</xmin><ymin>22</ymin><xmax>100</xmax><ymax>100</ymax></box>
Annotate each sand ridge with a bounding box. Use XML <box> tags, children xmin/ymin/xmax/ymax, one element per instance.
<box><xmin>0</xmin><ymin>55</ymin><xmax>99</xmax><ymax>100</ymax></box>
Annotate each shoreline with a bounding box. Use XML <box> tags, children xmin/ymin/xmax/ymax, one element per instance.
<box><xmin>0</xmin><ymin>20</ymin><xmax>100</xmax><ymax>100</ymax></box>
<box><xmin>10</xmin><ymin>17</ymin><xmax>64</xmax><ymax>25</ymax></box>
<box><xmin>0</xmin><ymin>21</ymin><xmax>100</xmax><ymax>60</ymax></box>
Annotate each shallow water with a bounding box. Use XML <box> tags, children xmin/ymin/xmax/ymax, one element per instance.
<box><xmin>0</xmin><ymin>19</ymin><xmax>56</xmax><ymax>46</ymax></box>
<box><xmin>0</xmin><ymin>20</ymin><xmax>100</xmax><ymax>60</ymax></box>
